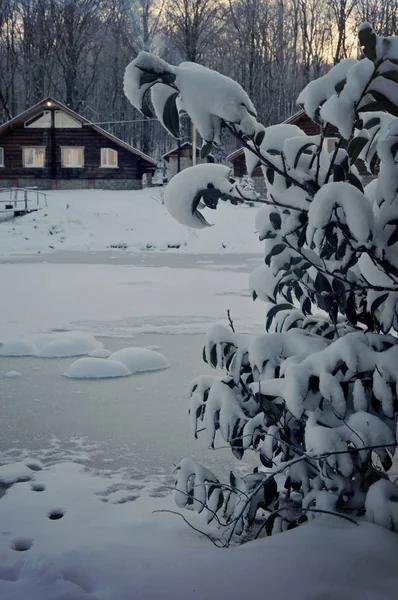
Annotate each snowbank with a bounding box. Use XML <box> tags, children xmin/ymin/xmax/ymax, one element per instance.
<box><xmin>0</xmin><ymin>332</ymin><xmax>102</xmax><ymax>358</ymax></box>
<box><xmin>0</xmin><ymin>188</ymin><xmax>262</xmax><ymax>256</ymax></box>
<box><xmin>64</xmin><ymin>357</ymin><xmax>131</xmax><ymax>379</ymax></box>
<box><xmin>0</xmin><ymin>461</ymin><xmax>396</xmax><ymax>599</ymax></box>
<box><xmin>109</xmin><ymin>347</ymin><xmax>170</xmax><ymax>373</ymax></box>
<box><xmin>65</xmin><ymin>348</ymin><xmax>170</xmax><ymax>379</ymax></box>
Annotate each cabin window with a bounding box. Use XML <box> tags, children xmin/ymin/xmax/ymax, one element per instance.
<box><xmin>101</xmin><ymin>148</ymin><xmax>118</xmax><ymax>167</ymax></box>
<box><xmin>61</xmin><ymin>147</ymin><xmax>84</xmax><ymax>168</ymax></box>
<box><xmin>23</xmin><ymin>147</ymin><xmax>45</xmax><ymax>167</ymax></box>
<box><xmin>55</xmin><ymin>111</ymin><xmax>81</xmax><ymax>128</ymax></box>
<box><xmin>325</xmin><ymin>138</ymin><xmax>338</xmax><ymax>154</ymax></box>
<box><xmin>25</xmin><ymin>111</ymin><xmax>51</xmax><ymax>128</ymax></box>
<box><xmin>0</xmin><ymin>148</ymin><xmax>3</xmax><ymax>167</ymax></box>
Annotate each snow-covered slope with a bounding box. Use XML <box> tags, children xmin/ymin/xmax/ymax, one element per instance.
<box><xmin>0</xmin><ymin>460</ymin><xmax>397</xmax><ymax>600</ymax></box>
<box><xmin>0</xmin><ymin>188</ymin><xmax>261</xmax><ymax>256</ymax></box>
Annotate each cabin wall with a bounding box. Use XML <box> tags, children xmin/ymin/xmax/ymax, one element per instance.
<box><xmin>0</xmin><ymin>120</ymin><xmax>152</xmax><ymax>189</ymax></box>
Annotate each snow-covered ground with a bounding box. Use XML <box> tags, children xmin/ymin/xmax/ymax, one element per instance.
<box><xmin>0</xmin><ymin>191</ymin><xmax>397</xmax><ymax>598</ymax></box>
<box><xmin>0</xmin><ymin>188</ymin><xmax>261</xmax><ymax>256</ymax></box>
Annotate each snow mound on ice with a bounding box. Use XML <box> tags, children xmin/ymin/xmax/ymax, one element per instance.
<box><xmin>37</xmin><ymin>332</ymin><xmax>102</xmax><ymax>358</ymax></box>
<box><xmin>4</xmin><ymin>371</ymin><xmax>22</xmax><ymax>379</ymax></box>
<box><xmin>0</xmin><ymin>340</ymin><xmax>37</xmax><ymax>356</ymax></box>
<box><xmin>0</xmin><ymin>333</ymin><xmax>103</xmax><ymax>358</ymax></box>
<box><xmin>109</xmin><ymin>347</ymin><xmax>170</xmax><ymax>373</ymax></box>
<box><xmin>0</xmin><ymin>462</ymin><xmax>33</xmax><ymax>485</ymax></box>
<box><xmin>64</xmin><ymin>358</ymin><xmax>131</xmax><ymax>379</ymax></box>
<box><xmin>88</xmin><ymin>348</ymin><xmax>112</xmax><ymax>359</ymax></box>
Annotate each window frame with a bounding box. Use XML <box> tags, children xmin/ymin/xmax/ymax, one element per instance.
<box><xmin>0</xmin><ymin>148</ymin><xmax>4</xmax><ymax>167</ymax></box>
<box><xmin>61</xmin><ymin>146</ymin><xmax>85</xmax><ymax>168</ymax></box>
<box><xmin>24</xmin><ymin>111</ymin><xmax>51</xmax><ymax>128</ymax></box>
<box><xmin>100</xmin><ymin>147</ymin><xmax>118</xmax><ymax>168</ymax></box>
<box><xmin>22</xmin><ymin>146</ymin><xmax>46</xmax><ymax>168</ymax></box>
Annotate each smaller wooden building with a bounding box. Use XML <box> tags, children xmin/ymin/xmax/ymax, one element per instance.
<box><xmin>227</xmin><ymin>110</ymin><xmax>371</xmax><ymax>195</ymax></box>
<box><xmin>163</xmin><ymin>141</ymin><xmax>214</xmax><ymax>181</ymax></box>
<box><xmin>0</xmin><ymin>97</ymin><xmax>156</xmax><ymax>190</ymax></box>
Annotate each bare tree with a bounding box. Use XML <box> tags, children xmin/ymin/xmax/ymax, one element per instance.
<box><xmin>165</xmin><ymin>0</ymin><xmax>222</xmax><ymax>63</ymax></box>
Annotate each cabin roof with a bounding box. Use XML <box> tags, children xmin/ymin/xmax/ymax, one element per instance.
<box><xmin>0</xmin><ymin>97</ymin><xmax>157</xmax><ymax>167</ymax></box>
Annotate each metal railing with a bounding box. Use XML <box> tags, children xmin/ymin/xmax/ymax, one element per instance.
<box><xmin>0</xmin><ymin>187</ymin><xmax>48</xmax><ymax>213</ymax></box>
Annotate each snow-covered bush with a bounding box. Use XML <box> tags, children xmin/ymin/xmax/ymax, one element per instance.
<box><xmin>125</xmin><ymin>24</ymin><xmax>398</xmax><ymax>540</ymax></box>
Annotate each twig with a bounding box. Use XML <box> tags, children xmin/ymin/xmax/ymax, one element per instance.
<box><xmin>152</xmin><ymin>510</ymin><xmax>225</xmax><ymax>547</ymax></box>
<box><xmin>227</xmin><ymin>309</ymin><xmax>235</xmax><ymax>333</ymax></box>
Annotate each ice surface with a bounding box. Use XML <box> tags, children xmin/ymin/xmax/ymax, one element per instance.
<box><xmin>64</xmin><ymin>357</ymin><xmax>131</xmax><ymax>379</ymax></box>
<box><xmin>109</xmin><ymin>347</ymin><xmax>170</xmax><ymax>373</ymax></box>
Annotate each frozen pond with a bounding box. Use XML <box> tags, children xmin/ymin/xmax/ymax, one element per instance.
<box><xmin>0</xmin><ymin>252</ymin><xmax>262</xmax><ymax>480</ymax></box>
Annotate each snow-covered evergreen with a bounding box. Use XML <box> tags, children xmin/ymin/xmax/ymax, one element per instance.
<box><xmin>125</xmin><ymin>23</ymin><xmax>398</xmax><ymax>540</ymax></box>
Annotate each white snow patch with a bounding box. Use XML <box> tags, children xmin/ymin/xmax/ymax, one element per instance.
<box><xmin>0</xmin><ymin>461</ymin><xmax>396</xmax><ymax>599</ymax></box>
<box><xmin>0</xmin><ymin>462</ymin><xmax>33</xmax><ymax>485</ymax></box>
<box><xmin>88</xmin><ymin>348</ymin><xmax>112</xmax><ymax>359</ymax></box>
<box><xmin>0</xmin><ymin>332</ymin><xmax>102</xmax><ymax>359</ymax></box>
<box><xmin>64</xmin><ymin>357</ymin><xmax>131</xmax><ymax>379</ymax></box>
<box><xmin>109</xmin><ymin>347</ymin><xmax>170</xmax><ymax>373</ymax></box>
<box><xmin>4</xmin><ymin>371</ymin><xmax>22</xmax><ymax>379</ymax></box>
<box><xmin>37</xmin><ymin>332</ymin><xmax>103</xmax><ymax>358</ymax></box>
<box><xmin>0</xmin><ymin>340</ymin><xmax>37</xmax><ymax>357</ymax></box>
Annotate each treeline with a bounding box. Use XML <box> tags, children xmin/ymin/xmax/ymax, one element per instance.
<box><xmin>0</xmin><ymin>0</ymin><xmax>397</xmax><ymax>160</ymax></box>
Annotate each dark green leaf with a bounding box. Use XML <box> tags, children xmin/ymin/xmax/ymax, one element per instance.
<box><xmin>141</xmin><ymin>88</ymin><xmax>154</xmax><ymax>118</ymax></box>
<box><xmin>347</xmin><ymin>172</ymin><xmax>364</xmax><ymax>193</ymax></box>
<box><xmin>200</xmin><ymin>141</ymin><xmax>213</xmax><ymax>159</ymax></box>
<box><xmin>297</xmin><ymin>227</ymin><xmax>307</xmax><ymax>248</ymax></box>
<box><xmin>270</xmin><ymin>212</ymin><xmax>281</xmax><ymax>230</ymax></box>
<box><xmin>162</xmin><ymin>92</ymin><xmax>180</xmax><ymax>138</ymax></box>
<box><xmin>346</xmin><ymin>293</ymin><xmax>357</xmax><ymax>324</ymax></box>
<box><xmin>387</xmin><ymin>227</ymin><xmax>398</xmax><ymax>246</ymax></box>
<box><xmin>139</xmin><ymin>71</ymin><xmax>160</xmax><ymax>86</ymax></box>
<box><xmin>263</xmin><ymin>477</ymin><xmax>278</xmax><ymax>507</ymax></box>
<box><xmin>379</xmin><ymin>70</ymin><xmax>398</xmax><ymax>83</ymax></box>
<box><xmin>347</xmin><ymin>137</ymin><xmax>368</xmax><ymax>164</ymax></box>
<box><xmin>360</xmin><ymin>100</ymin><xmax>398</xmax><ymax>118</ymax></box>
<box><xmin>315</xmin><ymin>272</ymin><xmax>332</xmax><ymax>293</ymax></box>
<box><xmin>266</xmin><ymin>168</ymin><xmax>275</xmax><ymax>184</ymax></box>
<box><xmin>265</xmin><ymin>244</ymin><xmax>286</xmax><ymax>265</ymax></box>
<box><xmin>363</xmin><ymin>117</ymin><xmax>380</xmax><ymax>130</ymax></box>
<box><xmin>335</xmin><ymin>79</ymin><xmax>346</xmax><ymax>93</ymax></box>
<box><xmin>333</xmin><ymin>164</ymin><xmax>346</xmax><ymax>182</ymax></box>
<box><xmin>210</xmin><ymin>345</ymin><xmax>218</xmax><ymax>368</ymax></box>
<box><xmin>293</xmin><ymin>143</ymin><xmax>316</xmax><ymax>169</ymax></box>
<box><xmin>260</xmin><ymin>454</ymin><xmax>273</xmax><ymax>469</ymax></box>
<box><xmin>358</xmin><ymin>24</ymin><xmax>377</xmax><ymax>61</ymax></box>
<box><xmin>266</xmin><ymin>149</ymin><xmax>281</xmax><ymax>156</ymax></box>
<box><xmin>265</xmin><ymin>512</ymin><xmax>277</xmax><ymax>536</ymax></box>
<box><xmin>256</xmin><ymin>130</ymin><xmax>265</xmax><ymax>146</ymax></box>
<box><xmin>266</xmin><ymin>303</ymin><xmax>294</xmax><ymax>331</ymax></box>
<box><xmin>369</xmin><ymin>151</ymin><xmax>379</xmax><ymax>175</ymax></box>
<box><xmin>302</xmin><ymin>297</ymin><xmax>311</xmax><ymax>315</ymax></box>
<box><xmin>371</xmin><ymin>293</ymin><xmax>389</xmax><ymax>313</ymax></box>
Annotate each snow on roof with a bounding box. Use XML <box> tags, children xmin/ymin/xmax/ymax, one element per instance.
<box><xmin>162</xmin><ymin>141</ymin><xmax>201</xmax><ymax>159</ymax></box>
<box><xmin>0</xmin><ymin>97</ymin><xmax>157</xmax><ymax>167</ymax></box>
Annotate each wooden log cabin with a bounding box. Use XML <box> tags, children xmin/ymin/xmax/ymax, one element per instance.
<box><xmin>227</xmin><ymin>110</ymin><xmax>373</xmax><ymax>196</ymax></box>
<box><xmin>0</xmin><ymin>97</ymin><xmax>156</xmax><ymax>190</ymax></box>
